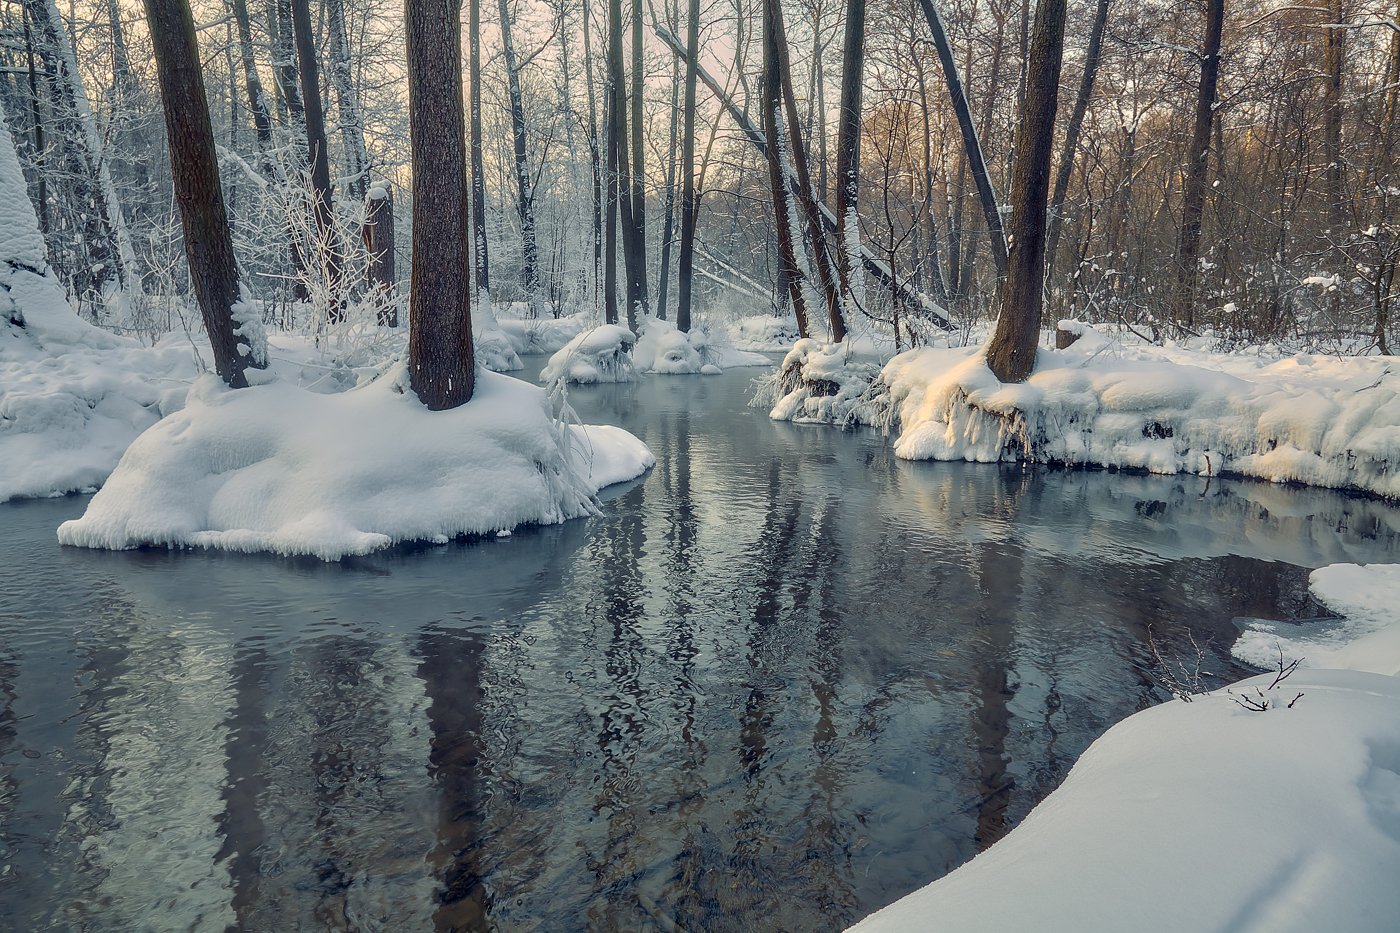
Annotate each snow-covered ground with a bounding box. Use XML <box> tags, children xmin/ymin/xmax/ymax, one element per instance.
<box><xmin>851</xmin><ymin>562</ymin><xmax>1400</xmax><ymax>933</ymax></box>
<box><xmin>632</xmin><ymin>316</ymin><xmax>770</xmax><ymax>374</ymax></box>
<box><xmin>57</xmin><ymin>365</ymin><xmax>653</xmax><ymax>560</ymax></box>
<box><xmin>497</xmin><ymin>309</ymin><xmax>590</xmax><ymax>355</ymax></box>
<box><xmin>725</xmin><ymin>313</ymin><xmax>804</xmax><ymax>352</ymax></box>
<box><xmin>768</xmin><ymin>324</ymin><xmax>1400</xmax><ymax>500</ymax></box>
<box><xmin>539</xmin><ymin>324</ymin><xmax>639</xmax><ymax>384</ymax></box>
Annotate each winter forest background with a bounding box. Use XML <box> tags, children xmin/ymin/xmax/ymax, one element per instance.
<box><xmin>2</xmin><ymin>0</ymin><xmax>1397</xmax><ymax>354</ymax></box>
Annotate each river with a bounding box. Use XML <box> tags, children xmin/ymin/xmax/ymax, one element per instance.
<box><xmin>2</xmin><ymin>360</ymin><xmax>1396</xmax><ymax>931</ymax></box>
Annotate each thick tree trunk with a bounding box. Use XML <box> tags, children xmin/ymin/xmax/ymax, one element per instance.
<box><xmin>498</xmin><ymin>0</ymin><xmax>540</xmax><ymax>300</ymax></box>
<box><xmin>1044</xmin><ymin>0</ymin><xmax>1109</xmax><ymax>278</ymax></box>
<box><xmin>1173</xmin><ymin>0</ymin><xmax>1225</xmax><ymax>326</ymax></box>
<box><xmin>405</xmin><ymin>0</ymin><xmax>474</xmax><ymax>409</ymax></box>
<box><xmin>143</xmin><ymin>0</ymin><xmax>262</xmax><ymax>388</ymax></box>
<box><xmin>291</xmin><ymin>0</ymin><xmax>344</xmax><ymax>321</ymax></box>
<box><xmin>469</xmin><ymin>0</ymin><xmax>490</xmax><ymax>295</ymax></box>
<box><xmin>675</xmin><ymin>0</ymin><xmax>700</xmax><ymax>333</ymax></box>
<box><xmin>985</xmin><ymin>0</ymin><xmax>1068</xmax><ymax>384</ymax></box>
<box><xmin>915</xmin><ymin>0</ymin><xmax>1009</xmax><ymax>277</ymax></box>
<box><xmin>835</xmin><ymin>0</ymin><xmax>865</xmax><ymax>299</ymax></box>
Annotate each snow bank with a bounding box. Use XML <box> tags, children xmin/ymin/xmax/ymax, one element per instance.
<box><xmin>760</xmin><ymin>338</ymin><xmax>893</xmax><ymax>425</ymax></box>
<box><xmin>497</xmin><ymin>310</ymin><xmax>588</xmax><ymax>355</ymax></box>
<box><xmin>850</xmin><ymin>667</ymin><xmax>1400</xmax><ymax>933</ymax></box>
<box><xmin>57</xmin><ymin>366</ymin><xmax>653</xmax><ymax>560</ymax></box>
<box><xmin>539</xmin><ymin>325</ymin><xmax>638</xmax><ymax>384</ymax></box>
<box><xmin>1235</xmin><ymin>563</ymin><xmax>1400</xmax><ymax>676</ymax></box>
<box><xmin>471</xmin><ymin>297</ymin><xmax>524</xmax><ymax>372</ymax></box>
<box><xmin>628</xmin><ymin>317</ymin><xmax>771</xmax><ymax>375</ymax></box>
<box><xmin>773</xmin><ymin>325</ymin><xmax>1399</xmax><ymax>499</ymax></box>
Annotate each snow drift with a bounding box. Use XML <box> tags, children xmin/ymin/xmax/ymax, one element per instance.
<box><xmin>57</xmin><ymin>366</ymin><xmax>654</xmax><ymax>560</ymax></box>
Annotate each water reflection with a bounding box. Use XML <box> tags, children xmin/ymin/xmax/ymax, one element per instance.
<box><xmin>2</xmin><ymin>366</ymin><xmax>1398</xmax><ymax>931</ymax></box>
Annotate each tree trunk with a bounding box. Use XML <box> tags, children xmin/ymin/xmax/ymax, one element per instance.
<box><xmin>406</xmin><ymin>0</ymin><xmax>474</xmax><ymax>409</ymax></box>
<box><xmin>143</xmin><ymin>0</ymin><xmax>262</xmax><ymax>387</ymax></box>
<box><xmin>498</xmin><ymin>0</ymin><xmax>540</xmax><ymax>301</ymax></box>
<box><xmin>291</xmin><ymin>0</ymin><xmax>344</xmax><ymax>321</ymax></box>
<box><xmin>469</xmin><ymin>0</ymin><xmax>490</xmax><ymax>295</ymax></box>
<box><xmin>609</xmin><ymin>0</ymin><xmax>640</xmax><ymax>328</ymax></box>
<box><xmin>1045</xmin><ymin>0</ymin><xmax>1109</xmax><ymax>278</ymax></box>
<box><xmin>676</xmin><ymin>0</ymin><xmax>700</xmax><ymax>332</ymax></box>
<box><xmin>915</xmin><ymin>0</ymin><xmax>1009</xmax><ymax>277</ymax></box>
<box><xmin>985</xmin><ymin>0</ymin><xmax>1068</xmax><ymax>383</ymax></box>
<box><xmin>583</xmin><ymin>0</ymin><xmax>604</xmax><ymax>308</ymax></box>
<box><xmin>1322</xmin><ymin>0</ymin><xmax>1346</xmax><ymax>230</ymax></box>
<box><xmin>1173</xmin><ymin>0</ymin><xmax>1225</xmax><ymax>326</ymax></box>
<box><xmin>326</xmin><ymin>0</ymin><xmax>370</xmax><ymax>205</ymax></box>
<box><xmin>835</xmin><ymin>0</ymin><xmax>865</xmax><ymax>299</ymax></box>
<box><xmin>629</xmin><ymin>0</ymin><xmax>651</xmax><ymax>317</ymax></box>
<box><xmin>657</xmin><ymin>0</ymin><xmax>682</xmax><ymax>322</ymax></box>
<box><xmin>363</xmin><ymin>183</ymin><xmax>396</xmax><ymax>325</ymax></box>
<box><xmin>761</xmin><ymin>0</ymin><xmax>811</xmax><ymax>337</ymax></box>
<box><xmin>772</xmin><ymin>0</ymin><xmax>846</xmax><ymax>341</ymax></box>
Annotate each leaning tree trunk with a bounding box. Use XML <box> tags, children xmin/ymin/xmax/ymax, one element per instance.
<box><xmin>772</xmin><ymin>0</ymin><xmax>846</xmax><ymax>341</ymax></box>
<box><xmin>143</xmin><ymin>0</ymin><xmax>263</xmax><ymax>388</ymax></box>
<box><xmin>405</xmin><ymin>0</ymin><xmax>474</xmax><ymax>409</ymax></box>
<box><xmin>291</xmin><ymin>0</ymin><xmax>345</xmax><ymax>322</ymax></box>
<box><xmin>469</xmin><ymin>0</ymin><xmax>490</xmax><ymax>295</ymax></box>
<box><xmin>498</xmin><ymin>0</ymin><xmax>540</xmax><ymax>302</ymax></box>
<box><xmin>985</xmin><ymin>0</ymin><xmax>1068</xmax><ymax>384</ymax></box>
<box><xmin>1044</xmin><ymin>0</ymin><xmax>1109</xmax><ymax>279</ymax></box>
<box><xmin>835</xmin><ymin>0</ymin><xmax>865</xmax><ymax>299</ymax></box>
<box><xmin>675</xmin><ymin>0</ymin><xmax>701</xmax><ymax>333</ymax></box>
<box><xmin>915</xmin><ymin>0</ymin><xmax>1009</xmax><ymax>278</ymax></box>
<box><xmin>1173</xmin><ymin>0</ymin><xmax>1225</xmax><ymax>326</ymax></box>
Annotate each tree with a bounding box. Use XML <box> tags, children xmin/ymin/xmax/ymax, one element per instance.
<box><xmin>985</xmin><ymin>0</ymin><xmax>1068</xmax><ymax>383</ymax></box>
<box><xmin>291</xmin><ymin>0</ymin><xmax>345</xmax><ymax>321</ymax></box>
<box><xmin>675</xmin><ymin>0</ymin><xmax>701</xmax><ymax>332</ymax></box>
<box><xmin>469</xmin><ymin>0</ymin><xmax>491</xmax><ymax>295</ymax></box>
<box><xmin>326</xmin><ymin>0</ymin><xmax>370</xmax><ymax>204</ymax></box>
<box><xmin>142</xmin><ymin>0</ymin><xmax>264</xmax><ymax>388</ymax></box>
<box><xmin>761</xmin><ymin>0</ymin><xmax>812</xmax><ymax>337</ymax></box>
<box><xmin>628</xmin><ymin>0</ymin><xmax>651</xmax><ymax>318</ymax></box>
<box><xmin>835</xmin><ymin>0</ymin><xmax>865</xmax><ymax>298</ymax></box>
<box><xmin>1173</xmin><ymin>0</ymin><xmax>1225</xmax><ymax>325</ymax></box>
<box><xmin>498</xmin><ymin>0</ymin><xmax>541</xmax><ymax>302</ymax></box>
<box><xmin>406</xmin><ymin>0</ymin><xmax>475</xmax><ymax>409</ymax></box>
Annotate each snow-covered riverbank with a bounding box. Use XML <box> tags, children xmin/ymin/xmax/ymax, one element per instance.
<box><xmin>850</xmin><ymin>562</ymin><xmax>1400</xmax><ymax>933</ymax></box>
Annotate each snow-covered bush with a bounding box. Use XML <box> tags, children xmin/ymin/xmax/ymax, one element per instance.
<box><xmin>539</xmin><ymin>324</ymin><xmax>637</xmax><ymax>384</ymax></box>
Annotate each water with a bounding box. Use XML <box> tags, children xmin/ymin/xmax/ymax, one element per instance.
<box><xmin>2</xmin><ymin>362</ymin><xmax>1398</xmax><ymax>931</ymax></box>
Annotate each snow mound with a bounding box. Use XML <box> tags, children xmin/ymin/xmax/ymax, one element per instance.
<box><xmin>726</xmin><ymin>314</ymin><xmax>802</xmax><ymax>351</ymax></box>
<box><xmin>844</xmin><ymin>327</ymin><xmax>1399</xmax><ymax>499</ymax></box>
<box><xmin>539</xmin><ymin>325</ymin><xmax>637</xmax><ymax>384</ymax></box>
<box><xmin>850</xmin><ymin>667</ymin><xmax>1400</xmax><ymax>933</ymax></box>
<box><xmin>760</xmin><ymin>338</ymin><xmax>892</xmax><ymax>425</ymax></box>
<box><xmin>56</xmin><ymin>366</ymin><xmax>654</xmax><ymax>560</ymax></box>
<box><xmin>497</xmin><ymin>311</ymin><xmax>588</xmax><ymax>355</ymax></box>
<box><xmin>1235</xmin><ymin>563</ymin><xmax>1400</xmax><ymax>676</ymax></box>
<box><xmin>471</xmin><ymin>299</ymin><xmax>524</xmax><ymax>372</ymax></box>
<box><xmin>633</xmin><ymin>317</ymin><xmax>710</xmax><ymax>374</ymax></box>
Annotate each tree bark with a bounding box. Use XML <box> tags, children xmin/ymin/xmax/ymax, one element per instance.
<box><xmin>469</xmin><ymin>0</ymin><xmax>490</xmax><ymax>294</ymax></box>
<box><xmin>363</xmin><ymin>183</ymin><xmax>396</xmax><ymax>325</ymax></box>
<box><xmin>761</xmin><ymin>0</ymin><xmax>811</xmax><ymax>337</ymax></box>
<box><xmin>291</xmin><ymin>0</ymin><xmax>344</xmax><ymax>321</ymax></box>
<box><xmin>327</xmin><ymin>0</ymin><xmax>370</xmax><ymax>204</ymax></box>
<box><xmin>629</xmin><ymin>0</ymin><xmax>651</xmax><ymax>316</ymax></box>
<box><xmin>985</xmin><ymin>0</ymin><xmax>1068</xmax><ymax>383</ymax></box>
<box><xmin>676</xmin><ymin>0</ymin><xmax>700</xmax><ymax>333</ymax></box>
<box><xmin>835</xmin><ymin>0</ymin><xmax>865</xmax><ymax>298</ymax></box>
<box><xmin>406</xmin><ymin>0</ymin><xmax>474</xmax><ymax>409</ymax></box>
<box><xmin>143</xmin><ymin>0</ymin><xmax>261</xmax><ymax>387</ymax></box>
<box><xmin>1173</xmin><ymin>0</ymin><xmax>1225</xmax><ymax>325</ymax></box>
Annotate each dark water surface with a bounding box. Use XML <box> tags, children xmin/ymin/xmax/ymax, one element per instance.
<box><xmin>3</xmin><ymin>361</ymin><xmax>1399</xmax><ymax>931</ymax></box>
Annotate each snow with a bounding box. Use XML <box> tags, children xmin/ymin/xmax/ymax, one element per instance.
<box><xmin>761</xmin><ymin>337</ymin><xmax>895</xmax><ymax>426</ymax></box>
<box><xmin>1235</xmin><ymin>563</ymin><xmax>1400</xmax><ymax>677</ymax></box>
<box><xmin>726</xmin><ymin>314</ymin><xmax>803</xmax><ymax>352</ymax></box>
<box><xmin>470</xmin><ymin>293</ymin><xmax>524</xmax><ymax>372</ymax></box>
<box><xmin>850</xmin><ymin>668</ymin><xmax>1400</xmax><ymax>933</ymax></box>
<box><xmin>539</xmin><ymin>324</ymin><xmax>638</xmax><ymax>384</ymax></box>
<box><xmin>497</xmin><ymin>309</ymin><xmax>588</xmax><ymax>355</ymax></box>
<box><xmin>56</xmin><ymin>366</ymin><xmax>653</xmax><ymax>561</ymax></box>
<box><xmin>631</xmin><ymin>316</ymin><xmax>772</xmax><ymax>375</ymax></box>
<box><xmin>769</xmin><ymin>324</ymin><xmax>1400</xmax><ymax>500</ymax></box>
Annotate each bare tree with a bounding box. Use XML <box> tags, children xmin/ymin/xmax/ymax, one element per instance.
<box><xmin>1173</xmin><ymin>0</ymin><xmax>1225</xmax><ymax>325</ymax></box>
<box><xmin>469</xmin><ymin>0</ymin><xmax>491</xmax><ymax>295</ymax></box>
<box><xmin>675</xmin><ymin>0</ymin><xmax>701</xmax><ymax>332</ymax></box>
<box><xmin>291</xmin><ymin>0</ymin><xmax>345</xmax><ymax>320</ymax></box>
